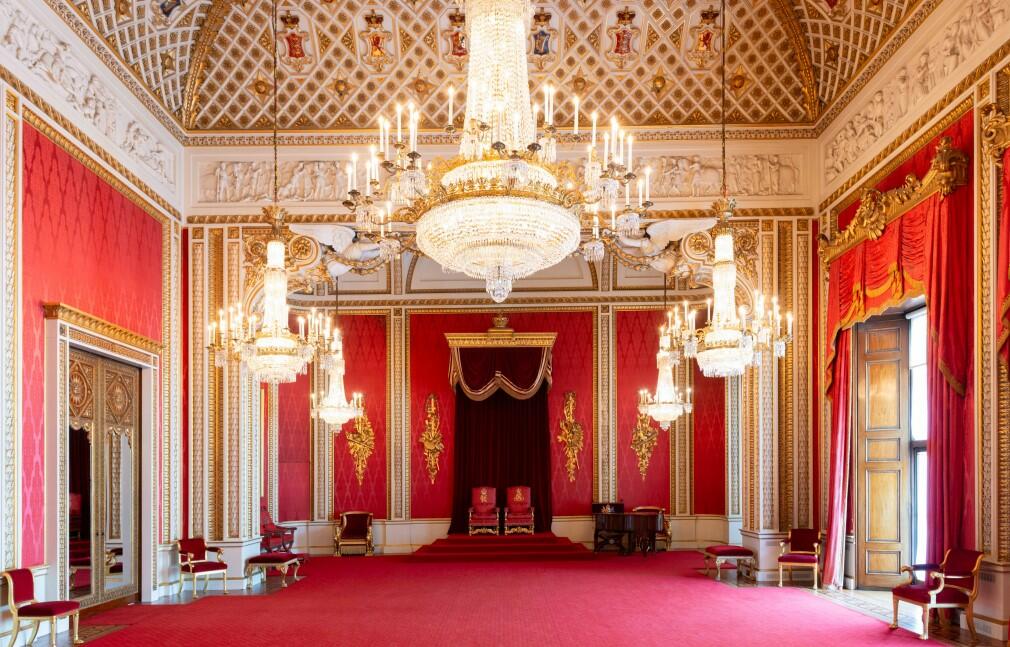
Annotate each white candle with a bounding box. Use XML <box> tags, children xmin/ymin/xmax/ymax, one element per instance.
<box><xmin>543</xmin><ymin>85</ymin><xmax>549</xmax><ymax>125</ymax></box>
<box><xmin>627</xmin><ymin>135</ymin><xmax>634</xmax><ymax>172</ymax></box>
<box><xmin>351</xmin><ymin>153</ymin><xmax>358</xmax><ymax>191</ymax></box>
<box><xmin>637</xmin><ymin>179</ymin><xmax>643</xmax><ymax>208</ymax></box>
<box><xmin>591</xmin><ymin>112</ymin><xmax>598</xmax><ymax>148</ymax></box>
<box><xmin>603</xmin><ymin>133</ymin><xmax>610</xmax><ymax>165</ymax></box>
<box><xmin>396</xmin><ymin>103</ymin><xmax>403</xmax><ymax>143</ymax></box>
<box><xmin>592</xmin><ymin>215</ymin><xmax>599</xmax><ymax>239</ymax></box>
<box><xmin>644</xmin><ymin>166</ymin><xmax>652</xmax><ymax>203</ymax></box>
<box><xmin>617</xmin><ymin>131</ymin><xmax>625</xmax><ymax>165</ymax></box>
<box><xmin>532</xmin><ymin>102</ymin><xmax>539</xmax><ymax>128</ymax></box>
<box><xmin>447</xmin><ymin>85</ymin><xmax>455</xmax><ymax>126</ymax></box>
<box><xmin>345</xmin><ymin>162</ymin><xmax>354</xmax><ymax>193</ymax></box>
<box><xmin>573</xmin><ymin>96</ymin><xmax>580</xmax><ymax>135</ymax></box>
<box><xmin>298</xmin><ymin>316</ymin><xmax>306</xmax><ymax>340</ymax></box>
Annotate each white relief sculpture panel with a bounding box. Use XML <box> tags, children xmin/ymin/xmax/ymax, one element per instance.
<box><xmin>198</xmin><ymin>161</ymin><xmax>346</xmax><ymax>204</ymax></box>
<box><xmin>637</xmin><ymin>154</ymin><xmax>802</xmax><ymax>198</ymax></box>
<box><xmin>0</xmin><ymin>0</ymin><xmax>175</xmax><ymax>187</ymax></box>
<box><xmin>823</xmin><ymin>0</ymin><xmax>1007</xmax><ymax>184</ymax></box>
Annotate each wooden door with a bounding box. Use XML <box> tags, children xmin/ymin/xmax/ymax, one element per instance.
<box><xmin>854</xmin><ymin>317</ymin><xmax>910</xmax><ymax>589</ymax></box>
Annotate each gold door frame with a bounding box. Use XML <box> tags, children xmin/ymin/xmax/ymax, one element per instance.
<box><xmin>43</xmin><ymin>304</ymin><xmax>161</xmax><ymax>605</ymax></box>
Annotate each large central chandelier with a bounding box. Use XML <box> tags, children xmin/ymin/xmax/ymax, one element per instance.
<box><xmin>311</xmin><ymin>279</ymin><xmax>363</xmax><ymax>427</ymax></box>
<box><xmin>344</xmin><ymin>0</ymin><xmax>651</xmax><ymax>302</ymax></box>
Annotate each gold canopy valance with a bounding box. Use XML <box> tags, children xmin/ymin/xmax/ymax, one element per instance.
<box><xmin>446</xmin><ymin>315</ymin><xmax>556</xmax><ymax>401</ymax></box>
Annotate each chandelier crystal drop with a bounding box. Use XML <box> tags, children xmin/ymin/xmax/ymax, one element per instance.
<box><xmin>344</xmin><ymin>0</ymin><xmax>652</xmax><ymax>302</ymax></box>
<box><xmin>639</xmin><ymin>310</ymin><xmax>693</xmax><ymax>430</ymax></box>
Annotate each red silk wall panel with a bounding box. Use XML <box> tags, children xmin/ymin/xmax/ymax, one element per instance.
<box><xmin>278</xmin><ymin>372</ymin><xmax>311</xmax><ymax>521</ymax></box>
<box><xmin>615</xmin><ymin>310</ymin><xmax>670</xmax><ymax>509</ymax></box>
<box><xmin>692</xmin><ymin>363</ymin><xmax>725</xmax><ymax>515</ymax></box>
<box><xmin>21</xmin><ymin>124</ymin><xmax>163</xmax><ymax>566</ymax></box>
<box><xmin>332</xmin><ymin>314</ymin><xmax>388</xmax><ymax>519</ymax></box>
<box><xmin>408</xmin><ymin>311</ymin><xmax>595</xmax><ymax>519</ymax></box>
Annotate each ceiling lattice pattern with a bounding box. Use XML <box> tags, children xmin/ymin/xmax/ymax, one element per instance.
<box><xmin>797</xmin><ymin>0</ymin><xmax>917</xmax><ymax>108</ymax></box>
<box><xmin>191</xmin><ymin>0</ymin><xmax>811</xmax><ymax>131</ymax></box>
<box><xmin>68</xmin><ymin>0</ymin><xmax>214</xmax><ymax>117</ymax></box>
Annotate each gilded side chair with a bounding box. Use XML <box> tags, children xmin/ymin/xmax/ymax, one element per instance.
<box><xmin>334</xmin><ymin>511</ymin><xmax>374</xmax><ymax>556</ymax></box>
<box><xmin>176</xmin><ymin>537</ymin><xmax>228</xmax><ymax>597</ymax></box>
<box><xmin>778</xmin><ymin>528</ymin><xmax>822</xmax><ymax>588</ymax></box>
<box><xmin>889</xmin><ymin>548</ymin><xmax>985</xmax><ymax>641</ymax></box>
<box><xmin>1</xmin><ymin>568</ymin><xmax>83</xmax><ymax>647</ymax></box>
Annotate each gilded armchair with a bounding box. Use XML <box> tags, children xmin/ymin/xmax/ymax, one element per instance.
<box><xmin>468</xmin><ymin>486</ymin><xmax>500</xmax><ymax>535</ymax></box>
<box><xmin>889</xmin><ymin>548</ymin><xmax>984</xmax><ymax>641</ymax></box>
<box><xmin>778</xmin><ymin>528</ymin><xmax>821</xmax><ymax>588</ymax></box>
<box><xmin>176</xmin><ymin>537</ymin><xmax>228</xmax><ymax>597</ymax></box>
<box><xmin>334</xmin><ymin>511</ymin><xmax>374</xmax><ymax>556</ymax></box>
<box><xmin>632</xmin><ymin>506</ymin><xmax>670</xmax><ymax>550</ymax></box>
<box><xmin>504</xmin><ymin>486</ymin><xmax>534</xmax><ymax>535</ymax></box>
<box><xmin>259</xmin><ymin>497</ymin><xmax>296</xmax><ymax>553</ymax></box>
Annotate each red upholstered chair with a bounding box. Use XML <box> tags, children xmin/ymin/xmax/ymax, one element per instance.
<box><xmin>2</xmin><ymin>568</ymin><xmax>82</xmax><ymax>647</ymax></box>
<box><xmin>468</xmin><ymin>486</ymin><xmax>500</xmax><ymax>535</ymax></box>
<box><xmin>259</xmin><ymin>497</ymin><xmax>296</xmax><ymax>553</ymax></box>
<box><xmin>176</xmin><ymin>537</ymin><xmax>228</xmax><ymax>597</ymax></box>
<box><xmin>504</xmin><ymin>486</ymin><xmax>534</xmax><ymax>535</ymax></box>
<box><xmin>778</xmin><ymin>528</ymin><xmax>822</xmax><ymax>588</ymax></box>
<box><xmin>889</xmin><ymin>548</ymin><xmax>984</xmax><ymax>641</ymax></box>
<box><xmin>632</xmin><ymin>506</ymin><xmax>671</xmax><ymax>550</ymax></box>
<box><xmin>334</xmin><ymin>511</ymin><xmax>374</xmax><ymax>556</ymax></box>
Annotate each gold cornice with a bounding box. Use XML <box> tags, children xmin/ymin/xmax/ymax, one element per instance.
<box><xmin>982</xmin><ymin>103</ymin><xmax>1010</xmax><ymax>160</ymax></box>
<box><xmin>23</xmin><ymin>109</ymin><xmax>173</xmax><ymax>225</ymax></box>
<box><xmin>820</xmin><ymin>137</ymin><xmax>968</xmax><ymax>263</ymax></box>
<box><xmin>0</xmin><ymin>67</ymin><xmax>180</xmax><ymax>219</ymax></box>
<box><xmin>445</xmin><ymin>331</ymin><xmax>557</xmax><ymax>349</ymax></box>
<box><xmin>44</xmin><ymin>303</ymin><xmax>163</xmax><ymax>354</ymax></box>
<box><xmin>769</xmin><ymin>0</ymin><xmax>819</xmax><ymax>120</ymax></box>
<box><xmin>822</xmin><ymin>96</ymin><xmax>974</xmax><ymax>214</ymax></box>
<box><xmin>182</xmin><ymin>0</ymin><xmax>236</xmax><ymax>129</ymax></box>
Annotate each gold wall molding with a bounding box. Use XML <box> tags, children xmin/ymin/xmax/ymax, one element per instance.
<box><xmin>44</xmin><ymin>303</ymin><xmax>162</xmax><ymax>355</ymax></box>
<box><xmin>0</xmin><ymin>66</ymin><xmax>179</xmax><ymax>219</ymax></box>
<box><xmin>631</xmin><ymin>412</ymin><xmax>658</xmax><ymax>480</ymax></box>
<box><xmin>347</xmin><ymin>408</ymin><xmax>376</xmax><ymax>488</ymax></box>
<box><xmin>419</xmin><ymin>394</ymin><xmax>443</xmax><ymax>485</ymax></box>
<box><xmin>556</xmin><ymin>391</ymin><xmax>584</xmax><ymax>483</ymax></box>
<box><xmin>2</xmin><ymin>95</ymin><xmax>20</xmax><ymax>569</ymax></box>
<box><xmin>821</xmin><ymin>137</ymin><xmax>969</xmax><ymax>263</ymax></box>
<box><xmin>982</xmin><ymin>104</ymin><xmax>1010</xmax><ymax>160</ymax></box>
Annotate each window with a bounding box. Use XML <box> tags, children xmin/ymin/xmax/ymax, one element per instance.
<box><xmin>907</xmin><ymin>308</ymin><xmax>928</xmax><ymax>567</ymax></box>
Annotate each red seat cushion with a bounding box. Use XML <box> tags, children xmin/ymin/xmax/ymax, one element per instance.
<box><xmin>247</xmin><ymin>553</ymin><xmax>298</xmax><ymax>565</ymax></box>
<box><xmin>470</xmin><ymin>511</ymin><xmax>499</xmax><ymax>524</ymax></box>
<box><xmin>181</xmin><ymin>561</ymin><xmax>227</xmax><ymax>574</ymax></box>
<box><xmin>779</xmin><ymin>553</ymin><xmax>818</xmax><ymax>564</ymax></box>
<box><xmin>506</xmin><ymin>513</ymin><xmax>534</xmax><ymax>524</ymax></box>
<box><xmin>19</xmin><ymin>601</ymin><xmax>80</xmax><ymax>617</ymax></box>
<box><xmin>892</xmin><ymin>582</ymin><xmax>969</xmax><ymax>605</ymax></box>
<box><xmin>706</xmin><ymin>545</ymin><xmax>754</xmax><ymax>558</ymax></box>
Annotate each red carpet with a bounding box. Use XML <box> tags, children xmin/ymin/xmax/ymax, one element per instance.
<box><xmin>411</xmin><ymin>532</ymin><xmax>592</xmax><ymax>561</ymax></box>
<box><xmin>83</xmin><ymin>551</ymin><xmax>939</xmax><ymax>646</ymax></box>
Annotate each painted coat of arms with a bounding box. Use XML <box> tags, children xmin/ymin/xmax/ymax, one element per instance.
<box><xmin>528</xmin><ymin>7</ymin><xmax>558</xmax><ymax>71</ymax></box>
<box><xmin>605</xmin><ymin>7</ymin><xmax>640</xmax><ymax>69</ymax></box>
<box><xmin>686</xmin><ymin>7</ymin><xmax>722</xmax><ymax>69</ymax></box>
<box><xmin>360</xmin><ymin>10</ymin><xmax>395</xmax><ymax>73</ymax></box>
<box><xmin>279</xmin><ymin>11</ymin><xmax>315</xmax><ymax>75</ymax></box>
<box><xmin>150</xmin><ymin>0</ymin><xmax>183</xmax><ymax>28</ymax></box>
<box><xmin>441</xmin><ymin>7</ymin><xmax>468</xmax><ymax>71</ymax></box>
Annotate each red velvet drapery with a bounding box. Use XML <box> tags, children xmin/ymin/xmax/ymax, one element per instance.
<box><xmin>822</xmin><ymin>118</ymin><xmax>975</xmax><ymax>585</ymax></box>
<box><xmin>449</xmin><ymin>346</ymin><xmax>552</xmax><ymax>400</ymax></box>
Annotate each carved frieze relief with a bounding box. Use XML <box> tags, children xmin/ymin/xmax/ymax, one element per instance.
<box><xmin>199</xmin><ymin>160</ymin><xmax>345</xmax><ymax>204</ymax></box>
<box><xmin>638</xmin><ymin>154</ymin><xmax>802</xmax><ymax>198</ymax></box>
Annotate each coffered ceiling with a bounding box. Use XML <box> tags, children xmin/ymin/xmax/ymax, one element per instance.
<box><xmin>61</xmin><ymin>0</ymin><xmax>923</xmax><ymax>132</ymax></box>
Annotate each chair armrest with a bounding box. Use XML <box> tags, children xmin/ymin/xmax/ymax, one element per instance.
<box><xmin>813</xmin><ymin>541</ymin><xmax>821</xmax><ymax>556</ymax></box>
<box><xmin>908</xmin><ymin>563</ymin><xmax>941</xmax><ymax>571</ymax></box>
<box><xmin>779</xmin><ymin>540</ymin><xmax>789</xmax><ymax>555</ymax></box>
<box><xmin>927</xmin><ymin>572</ymin><xmax>948</xmax><ymax>596</ymax></box>
<box><xmin>206</xmin><ymin>546</ymin><xmax>225</xmax><ymax>562</ymax></box>
<box><xmin>178</xmin><ymin>551</ymin><xmax>195</xmax><ymax>566</ymax></box>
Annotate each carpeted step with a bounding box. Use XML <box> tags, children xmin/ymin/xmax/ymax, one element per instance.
<box><xmin>411</xmin><ymin>532</ymin><xmax>593</xmax><ymax>561</ymax></box>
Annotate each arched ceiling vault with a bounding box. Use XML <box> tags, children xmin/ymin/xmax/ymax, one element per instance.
<box><xmin>61</xmin><ymin>0</ymin><xmax>923</xmax><ymax>133</ymax></box>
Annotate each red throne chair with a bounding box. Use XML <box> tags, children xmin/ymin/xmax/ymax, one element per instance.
<box><xmin>2</xmin><ymin>569</ymin><xmax>82</xmax><ymax>647</ymax></box>
<box><xmin>468</xmin><ymin>486</ymin><xmax>500</xmax><ymax>535</ymax></box>
<box><xmin>889</xmin><ymin>548</ymin><xmax>985</xmax><ymax>641</ymax></box>
<box><xmin>176</xmin><ymin>537</ymin><xmax>228</xmax><ymax>597</ymax></box>
<box><xmin>260</xmin><ymin>497</ymin><xmax>296</xmax><ymax>553</ymax></box>
<box><xmin>334</xmin><ymin>511</ymin><xmax>374</xmax><ymax>556</ymax></box>
<box><xmin>778</xmin><ymin>528</ymin><xmax>822</xmax><ymax>588</ymax></box>
<box><xmin>504</xmin><ymin>486</ymin><xmax>534</xmax><ymax>535</ymax></box>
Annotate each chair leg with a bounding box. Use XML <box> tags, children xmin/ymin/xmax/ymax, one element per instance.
<box><xmin>293</xmin><ymin>561</ymin><xmax>301</xmax><ymax>580</ymax></box>
<box><xmin>177</xmin><ymin>574</ymin><xmax>184</xmax><ymax>596</ymax></box>
<box><xmin>778</xmin><ymin>564</ymin><xmax>783</xmax><ymax>587</ymax></box>
<box><xmin>279</xmin><ymin>565</ymin><xmax>288</xmax><ymax>588</ymax></box>
<box><xmin>965</xmin><ymin>604</ymin><xmax>977</xmax><ymax>640</ymax></box>
<box><xmin>49</xmin><ymin>618</ymin><xmax>56</xmax><ymax>647</ymax></box>
<box><xmin>192</xmin><ymin>573</ymin><xmax>200</xmax><ymax>598</ymax></box>
<box><xmin>221</xmin><ymin>570</ymin><xmax>228</xmax><ymax>594</ymax></box>
<box><xmin>27</xmin><ymin>620</ymin><xmax>39</xmax><ymax>647</ymax></box>
<box><xmin>715</xmin><ymin>558</ymin><xmax>724</xmax><ymax>581</ymax></box>
<box><xmin>920</xmin><ymin>606</ymin><xmax>929</xmax><ymax>640</ymax></box>
<box><xmin>6</xmin><ymin>619</ymin><xmax>19</xmax><ymax>647</ymax></box>
<box><xmin>812</xmin><ymin>565</ymin><xmax>819</xmax><ymax>589</ymax></box>
<box><xmin>245</xmin><ymin>565</ymin><xmax>252</xmax><ymax>590</ymax></box>
<box><xmin>73</xmin><ymin>612</ymin><xmax>82</xmax><ymax>645</ymax></box>
<box><xmin>889</xmin><ymin>597</ymin><xmax>899</xmax><ymax>629</ymax></box>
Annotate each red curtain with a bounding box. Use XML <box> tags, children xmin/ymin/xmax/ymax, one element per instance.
<box><xmin>822</xmin><ymin>118</ymin><xmax>975</xmax><ymax>583</ymax></box>
<box><xmin>448</xmin><ymin>386</ymin><xmax>553</xmax><ymax>533</ymax></box>
<box><xmin>822</xmin><ymin>329</ymin><xmax>851</xmax><ymax>588</ymax></box>
<box><xmin>999</xmin><ymin>149</ymin><xmax>1010</xmax><ymax>365</ymax></box>
<box><xmin>450</xmin><ymin>346</ymin><xmax>552</xmax><ymax>400</ymax></box>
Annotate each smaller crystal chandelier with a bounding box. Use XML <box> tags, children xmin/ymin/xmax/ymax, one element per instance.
<box><xmin>310</xmin><ymin>278</ymin><xmax>363</xmax><ymax>428</ymax></box>
<box><xmin>206</xmin><ymin>0</ymin><xmax>315</xmax><ymax>385</ymax></box>
<box><xmin>638</xmin><ymin>278</ymin><xmax>692</xmax><ymax>430</ymax></box>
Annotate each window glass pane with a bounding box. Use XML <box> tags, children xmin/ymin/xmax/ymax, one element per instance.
<box><xmin>908</xmin><ymin>310</ymin><xmax>927</xmax><ymax>367</ymax></box>
<box><xmin>914</xmin><ymin>450</ymin><xmax>928</xmax><ymax>567</ymax></box>
<box><xmin>910</xmin><ymin>365</ymin><xmax>928</xmax><ymax>441</ymax></box>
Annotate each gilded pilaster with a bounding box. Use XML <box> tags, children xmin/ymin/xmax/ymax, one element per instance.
<box><xmin>266</xmin><ymin>384</ymin><xmax>279</xmax><ymax>519</ymax></box>
<box><xmin>795</xmin><ymin>221</ymin><xmax>811</xmax><ymax>528</ymax></box>
<box><xmin>670</xmin><ymin>359</ymin><xmax>693</xmax><ymax>516</ymax></box>
<box><xmin>725</xmin><ymin>376</ymin><xmax>742</xmax><ymax>519</ymax></box>
<box><xmin>390</xmin><ymin>309</ymin><xmax>406</xmax><ymax>520</ymax></box>
<box><xmin>1</xmin><ymin>88</ymin><xmax>19</xmax><ymax>569</ymax></box>
<box><xmin>189</xmin><ymin>228</ymin><xmax>208</xmax><ymax>538</ymax></box>
<box><xmin>312</xmin><ymin>360</ymin><xmax>333</xmax><ymax>521</ymax></box>
<box><xmin>207</xmin><ymin>228</ymin><xmax>223</xmax><ymax>540</ymax></box>
<box><xmin>599</xmin><ymin>305</ymin><xmax>616</xmax><ymax>500</ymax></box>
<box><xmin>225</xmin><ymin>233</ymin><xmax>242</xmax><ymax>539</ymax></box>
<box><xmin>777</xmin><ymin>220</ymin><xmax>794</xmax><ymax>530</ymax></box>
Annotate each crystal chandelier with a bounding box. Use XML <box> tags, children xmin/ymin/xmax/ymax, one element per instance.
<box><xmin>344</xmin><ymin>0</ymin><xmax>651</xmax><ymax>302</ymax></box>
<box><xmin>638</xmin><ymin>300</ymin><xmax>693</xmax><ymax>430</ymax></box>
<box><xmin>207</xmin><ymin>0</ymin><xmax>315</xmax><ymax>385</ymax></box>
<box><xmin>311</xmin><ymin>278</ymin><xmax>363</xmax><ymax>428</ymax></box>
<box><xmin>669</xmin><ymin>0</ymin><xmax>791</xmax><ymax>379</ymax></box>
